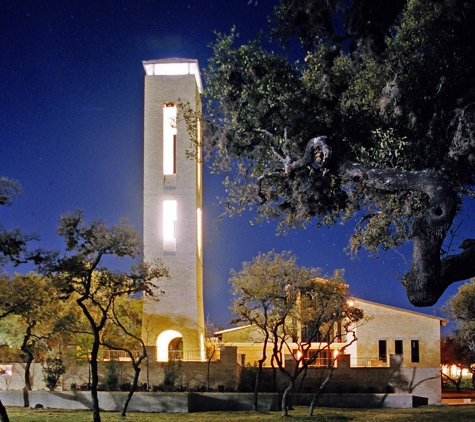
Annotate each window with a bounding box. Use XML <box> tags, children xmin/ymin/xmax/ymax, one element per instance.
<box><xmin>163</xmin><ymin>103</ymin><xmax>177</xmax><ymax>175</ymax></box>
<box><xmin>197</xmin><ymin>207</ymin><xmax>202</xmax><ymax>258</ymax></box>
<box><xmin>411</xmin><ymin>340</ymin><xmax>420</xmax><ymax>363</ymax></box>
<box><xmin>378</xmin><ymin>340</ymin><xmax>387</xmax><ymax>362</ymax></box>
<box><xmin>163</xmin><ymin>200</ymin><xmax>177</xmax><ymax>252</ymax></box>
<box><xmin>395</xmin><ymin>340</ymin><xmax>403</xmax><ymax>355</ymax></box>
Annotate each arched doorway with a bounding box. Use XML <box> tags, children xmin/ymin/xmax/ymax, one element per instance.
<box><xmin>156</xmin><ymin>330</ymin><xmax>183</xmax><ymax>362</ymax></box>
<box><xmin>168</xmin><ymin>337</ymin><xmax>183</xmax><ymax>360</ymax></box>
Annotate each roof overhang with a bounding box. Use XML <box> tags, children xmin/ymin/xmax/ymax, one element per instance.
<box><xmin>142</xmin><ymin>58</ymin><xmax>202</xmax><ymax>93</ymax></box>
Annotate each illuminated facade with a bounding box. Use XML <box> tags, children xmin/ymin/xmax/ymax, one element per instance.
<box><xmin>142</xmin><ymin>58</ymin><xmax>204</xmax><ymax>361</ymax></box>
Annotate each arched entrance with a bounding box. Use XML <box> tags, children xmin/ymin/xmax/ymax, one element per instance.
<box><xmin>168</xmin><ymin>336</ymin><xmax>183</xmax><ymax>360</ymax></box>
<box><xmin>156</xmin><ymin>329</ymin><xmax>183</xmax><ymax>362</ymax></box>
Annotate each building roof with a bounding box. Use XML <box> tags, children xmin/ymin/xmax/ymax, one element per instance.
<box><xmin>352</xmin><ymin>298</ymin><xmax>446</xmax><ymax>326</ymax></box>
<box><xmin>142</xmin><ymin>58</ymin><xmax>202</xmax><ymax>93</ymax></box>
<box><xmin>215</xmin><ymin>298</ymin><xmax>446</xmax><ymax>336</ymax></box>
<box><xmin>214</xmin><ymin>325</ymin><xmax>253</xmax><ymax>336</ymax></box>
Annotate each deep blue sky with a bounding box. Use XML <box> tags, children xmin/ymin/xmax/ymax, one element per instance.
<box><xmin>1</xmin><ymin>0</ymin><xmax>471</xmax><ymax>329</ymax></box>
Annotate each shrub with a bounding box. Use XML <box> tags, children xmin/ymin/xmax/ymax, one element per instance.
<box><xmin>120</xmin><ymin>382</ymin><xmax>132</xmax><ymax>391</ymax></box>
<box><xmin>102</xmin><ymin>360</ymin><xmax>120</xmax><ymax>391</ymax></box>
<box><xmin>162</xmin><ymin>359</ymin><xmax>181</xmax><ymax>391</ymax></box>
<box><xmin>42</xmin><ymin>357</ymin><xmax>66</xmax><ymax>391</ymax></box>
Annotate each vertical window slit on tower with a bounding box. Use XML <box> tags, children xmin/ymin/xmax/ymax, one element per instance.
<box><xmin>163</xmin><ymin>200</ymin><xmax>177</xmax><ymax>253</ymax></box>
<box><xmin>163</xmin><ymin>103</ymin><xmax>177</xmax><ymax>175</ymax></box>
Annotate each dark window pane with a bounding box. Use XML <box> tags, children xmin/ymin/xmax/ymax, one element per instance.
<box><xmin>379</xmin><ymin>340</ymin><xmax>387</xmax><ymax>362</ymax></box>
<box><xmin>395</xmin><ymin>340</ymin><xmax>403</xmax><ymax>355</ymax></box>
<box><xmin>411</xmin><ymin>340</ymin><xmax>420</xmax><ymax>363</ymax></box>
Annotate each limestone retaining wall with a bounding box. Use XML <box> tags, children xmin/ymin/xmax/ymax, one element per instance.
<box><xmin>0</xmin><ymin>391</ymin><xmax>422</xmax><ymax>412</ymax></box>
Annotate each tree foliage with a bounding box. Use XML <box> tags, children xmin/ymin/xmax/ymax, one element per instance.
<box><xmin>230</xmin><ymin>250</ymin><xmax>319</xmax><ymax>411</ymax></box>
<box><xmin>0</xmin><ymin>178</ymin><xmax>42</xmax><ymax>267</ymax></box>
<box><xmin>445</xmin><ymin>279</ymin><xmax>475</xmax><ymax>352</ymax></box>
<box><xmin>0</xmin><ymin>273</ymin><xmax>62</xmax><ymax>398</ymax></box>
<box><xmin>202</xmin><ymin>0</ymin><xmax>475</xmax><ymax>306</ymax></box>
<box><xmin>42</xmin><ymin>356</ymin><xmax>66</xmax><ymax>392</ymax></box>
<box><xmin>443</xmin><ymin>280</ymin><xmax>475</xmax><ymax>390</ymax></box>
<box><xmin>40</xmin><ymin>210</ymin><xmax>168</xmax><ymax>422</ymax></box>
<box><xmin>229</xmin><ymin>251</ymin><xmax>363</xmax><ymax>416</ymax></box>
<box><xmin>440</xmin><ymin>335</ymin><xmax>475</xmax><ymax>392</ymax></box>
<box><xmin>101</xmin><ymin>296</ymin><xmax>149</xmax><ymax>417</ymax></box>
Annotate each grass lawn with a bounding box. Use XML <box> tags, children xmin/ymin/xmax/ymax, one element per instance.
<box><xmin>5</xmin><ymin>405</ymin><xmax>475</xmax><ymax>421</ymax></box>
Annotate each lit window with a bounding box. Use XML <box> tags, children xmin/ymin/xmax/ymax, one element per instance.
<box><xmin>163</xmin><ymin>104</ymin><xmax>177</xmax><ymax>175</ymax></box>
<box><xmin>197</xmin><ymin>118</ymin><xmax>202</xmax><ymax>190</ymax></box>
<box><xmin>163</xmin><ymin>200</ymin><xmax>177</xmax><ymax>252</ymax></box>
<box><xmin>197</xmin><ymin>207</ymin><xmax>202</xmax><ymax>258</ymax></box>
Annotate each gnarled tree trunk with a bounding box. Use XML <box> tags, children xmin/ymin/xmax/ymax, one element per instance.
<box><xmin>0</xmin><ymin>401</ymin><xmax>10</xmax><ymax>422</ymax></box>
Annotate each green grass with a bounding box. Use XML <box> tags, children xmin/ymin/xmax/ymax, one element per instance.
<box><xmin>5</xmin><ymin>405</ymin><xmax>475</xmax><ymax>422</ymax></box>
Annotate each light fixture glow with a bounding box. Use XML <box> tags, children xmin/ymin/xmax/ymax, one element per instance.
<box><xmin>197</xmin><ymin>207</ymin><xmax>202</xmax><ymax>258</ymax></box>
<box><xmin>163</xmin><ymin>200</ymin><xmax>177</xmax><ymax>252</ymax></box>
<box><xmin>163</xmin><ymin>104</ymin><xmax>177</xmax><ymax>175</ymax></box>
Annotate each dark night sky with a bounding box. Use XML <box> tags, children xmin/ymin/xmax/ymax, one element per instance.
<box><xmin>1</xmin><ymin>0</ymin><xmax>471</xmax><ymax>329</ymax></box>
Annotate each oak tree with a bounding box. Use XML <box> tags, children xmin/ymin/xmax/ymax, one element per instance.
<box><xmin>0</xmin><ymin>273</ymin><xmax>61</xmax><ymax>404</ymax></box>
<box><xmin>440</xmin><ymin>335</ymin><xmax>475</xmax><ymax>392</ymax></box>
<box><xmin>229</xmin><ymin>251</ymin><xmax>363</xmax><ymax>416</ymax></box>
<box><xmin>202</xmin><ymin>0</ymin><xmax>475</xmax><ymax>307</ymax></box>
<box><xmin>40</xmin><ymin>210</ymin><xmax>168</xmax><ymax>422</ymax></box>
<box><xmin>101</xmin><ymin>296</ymin><xmax>148</xmax><ymax>417</ymax></box>
<box><xmin>0</xmin><ymin>177</ymin><xmax>42</xmax><ymax>267</ymax></box>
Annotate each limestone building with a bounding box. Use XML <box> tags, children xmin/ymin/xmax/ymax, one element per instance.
<box><xmin>142</xmin><ymin>58</ymin><xmax>205</xmax><ymax>361</ymax></box>
<box><xmin>215</xmin><ymin>298</ymin><xmax>445</xmax><ymax>404</ymax></box>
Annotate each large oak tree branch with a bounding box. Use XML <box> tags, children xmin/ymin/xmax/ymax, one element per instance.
<box><xmin>257</xmin><ymin>135</ymin><xmax>475</xmax><ymax>306</ymax></box>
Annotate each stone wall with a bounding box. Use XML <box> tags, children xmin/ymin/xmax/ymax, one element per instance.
<box><xmin>0</xmin><ymin>391</ymin><xmax>422</xmax><ymax>411</ymax></box>
<box><xmin>0</xmin><ymin>349</ymin><xmax>440</xmax><ymax>405</ymax></box>
<box><xmin>0</xmin><ymin>347</ymin><xmax>240</xmax><ymax>393</ymax></box>
<box><xmin>273</xmin><ymin>354</ymin><xmax>441</xmax><ymax>405</ymax></box>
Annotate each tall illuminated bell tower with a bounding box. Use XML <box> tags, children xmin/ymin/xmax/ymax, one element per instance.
<box><xmin>142</xmin><ymin>58</ymin><xmax>204</xmax><ymax>361</ymax></box>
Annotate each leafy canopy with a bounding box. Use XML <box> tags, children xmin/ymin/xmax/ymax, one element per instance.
<box><xmin>202</xmin><ymin>0</ymin><xmax>475</xmax><ymax>306</ymax></box>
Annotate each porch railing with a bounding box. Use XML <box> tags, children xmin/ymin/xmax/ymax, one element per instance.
<box><xmin>167</xmin><ymin>349</ymin><xmax>221</xmax><ymax>362</ymax></box>
<box><xmin>103</xmin><ymin>350</ymin><xmax>141</xmax><ymax>361</ymax></box>
<box><xmin>350</xmin><ymin>356</ymin><xmax>390</xmax><ymax>367</ymax></box>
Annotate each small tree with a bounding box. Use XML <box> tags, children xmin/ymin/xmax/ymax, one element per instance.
<box><xmin>161</xmin><ymin>358</ymin><xmax>181</xmax><ymax>391</ymax></box>
<box><xmin>40</xmin><ymin>210</ymin><xmax>168</xmax><ymax>422</ymax></box>
<box><xmin>0</xmin><ymin>177</ymin><xmax>45</xmax><ymax>422</ymax></box>
<box><xmin>445</xmin><ymin>279</ymin><xmax>475</xmax><ymax>351</ymax></box>
<box><xmin>202</xmin><ymin>317</ymin><xmax>219</xmax><ymax>392</ymax></box>
<box><xmin>0</xmin><ymin>273</ymin><xmax>61</xmax><ymax>405</ymax></box>
<box><xmin>229</xmin><ymin>251</ymin><xmax>364</xmax><ymax>416</ymax></box>
<box><xmin>101</xmin><ymin>296</ymin><xmax>154</xmax><ymax>417</ymax></box>
<box><xmin>42</xmin><ymin>355</ymin><xmax>66</xmax><ymax>391</ymax></box>
<box><xmin>102</xmin><ymin>360</ymin><xmax>120</xmax><ymax>391</ymax></box>
<box><xmin>229</xmin><ymin>251</ymin><xmax>316</xmax><ymax>411</ymax></box>
<box><xmin>443</xmin><ymin>281</ymin><xmax>475</xmax><ymax>390</ymax></box>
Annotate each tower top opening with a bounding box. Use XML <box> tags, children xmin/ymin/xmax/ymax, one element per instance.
<box><xmin>142</xmin><ymin>58</ymin><xmax>202</xmax><ymax>93</ymax></box>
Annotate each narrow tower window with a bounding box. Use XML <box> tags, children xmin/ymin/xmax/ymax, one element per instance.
<box><xmin>163</xmin><ymin>103</ymin><xmax>177</xmax><ymax>175</ymax></box>
<box><xmin>163</xmin><ymin>200</ymin><xmax>177</xmax><ymax>252</ymax></box>
<box><xmin>197</xmin><ymin>207</ymin><xmax>202</xmax><ymax>259</ymax></box>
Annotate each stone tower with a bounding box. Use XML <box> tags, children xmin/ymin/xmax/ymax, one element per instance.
<box><xmin>142</xmin><ymin>58</ymin><xmax>204</xmax><ymax>361</ymax></box>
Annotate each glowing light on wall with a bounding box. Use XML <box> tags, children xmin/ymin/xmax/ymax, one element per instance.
<box><xmin>156</xmin><ymin>330</ymin><xmax>182</xmax><ymax>362</ymax></box>
<box><xmin>197</xmin><ymin>118</ymin><xmax>202</xmax><ymax>191</ymax></box>
<box><xmin>200</xmin><ymin>332</ymin><xmax>205</xmax><ymax>361</ymax></box>
<box><xmin>163</xmin><ymin>200</ymin><xmax>177</xmax><ymax>252</ymax></box>
<box><xmin>197</xmin><ymin>207</ymin><xmax>202</xmax><ymax>259</ymax></box>
<box><xmin>163</xmin><ymin>104</ymin><xmax>177</xmax><ymax>175</ymax></box>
